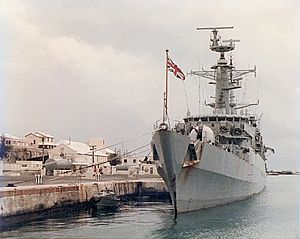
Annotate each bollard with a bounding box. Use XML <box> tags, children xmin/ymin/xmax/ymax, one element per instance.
<box><xmin>95</xmin><ymin>173</ymin><xmax>101</xmax><ymax>181</ymax></box>
<box><xmin>35</xmin><ymin>175</ymin><xmax>38</xmax><ymax>184</ymax></box>
<box><xmin>35</xmin><ymin>175</ymin><xmax>43</xmax><ymax>184</ymax></box>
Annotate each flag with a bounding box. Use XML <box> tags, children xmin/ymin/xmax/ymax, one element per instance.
<box><xmin>167</xmin><ymin>57</ymin><xmax>185</xmax><ymax>80</ymax></box>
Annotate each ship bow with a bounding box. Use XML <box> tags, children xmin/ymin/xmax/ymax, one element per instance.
<box><xmin>151</xmin><ymin>128</ymin><xmax>190</xmax><ymax>212</ymax></box>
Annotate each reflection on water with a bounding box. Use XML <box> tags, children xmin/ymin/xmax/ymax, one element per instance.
<box><xmin>1</xmin><ymin>205</ymin><xmax>87</xmax><ymax>232</ymax></box>
<box><xmin>0</xmin><ymin>176</ymin><xmax>298</xmax><ymax>239</ymax></box>
<box><xmin>0</xmin><ymin>204</ymin><xmax>122</xmax><ymax>232</ymax></box>
<box><xmin>153</xmin><ymin>198</ymin><xmax>261</xmax><ymax>239</ymax></box>
<box><xmin>152</xmin><ymin>176</ymin><xmax>298</xmax><ymax>239</ymax></box>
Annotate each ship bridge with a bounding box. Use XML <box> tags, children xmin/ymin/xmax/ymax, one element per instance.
<box><xmin>175</xmin><ymin>113</ymin><xmax>262</xmax><ymax>156</ymax></box>
<box><xmin>183</xmin><ymin>115</ymin><xmax>257</xmax><ymax>126</ymax></box>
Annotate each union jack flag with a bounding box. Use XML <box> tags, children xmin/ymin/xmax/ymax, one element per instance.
<box><xmin>167</xmin><ymin>57</ymin><xmax>185</xmax><ymax>80</ymax></box>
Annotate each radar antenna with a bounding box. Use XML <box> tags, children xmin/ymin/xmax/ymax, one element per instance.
<box><xmin>190</xmin><ymin>27</ymin><xmax>257</xmax><ymax>115</ymax></box>
<box><xmin>197</xmin><ymin>26</ymin><xmax>234</xmax><ymax>53</ymax></box>
<box><xmin>222</xmin><ymin>39</ymin><xmax>240</xmax><ymax>48</ymax></box>
<box><xmin>196</xmin><ymin>26</ymin><xmax>234</xmax><ymax>30</ymax></box>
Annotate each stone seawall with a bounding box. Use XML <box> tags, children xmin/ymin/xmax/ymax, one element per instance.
<box><xmin>0</xmin><ymin>179</ymin><xmax>167</xmax><ymax>217</ymax></box>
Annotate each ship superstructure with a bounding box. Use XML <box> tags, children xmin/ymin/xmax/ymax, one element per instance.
<box><xmin>151</xmin><ymin>27</ymin><xmax>273</xmax><ymax>216</ymax></box>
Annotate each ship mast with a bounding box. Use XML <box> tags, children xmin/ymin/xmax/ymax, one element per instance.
<box><xmin>190</xmin><ymin>27</ymin><xmax>256</xmax><ymax>115</ymax></box>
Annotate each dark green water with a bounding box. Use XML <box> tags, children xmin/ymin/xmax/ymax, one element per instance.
<box><xmin>0</xmin><ymin>176</ymin><xmax>298</xmax><ymax>239</ymax></box>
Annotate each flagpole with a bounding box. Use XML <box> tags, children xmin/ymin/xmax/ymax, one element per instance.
<box><xmin>163</xmin><ymin>49</ymin><xmax>169</xmax><ymax>124</ymax></box>
<box><xmin>182</xmin><ymin>80</ymin><xmax>191</xmax><ymax>116</ymax></box>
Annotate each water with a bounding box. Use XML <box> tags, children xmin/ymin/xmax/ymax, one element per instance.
<box><xmin>0</xmin><ymin>176</ymin><xmax>298</xmax><ymax>239</ymax></box>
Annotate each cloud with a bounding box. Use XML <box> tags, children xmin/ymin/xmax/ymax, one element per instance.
<box><xmin>1</xmin><ymin>0</ymin><xmax>299</xmax><ymax>170</ymax></box>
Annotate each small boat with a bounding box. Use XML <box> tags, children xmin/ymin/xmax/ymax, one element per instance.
<box><xmin>91</xmin><ymin>190</ymin><xmax>120</xmax><ymax>210</ymax></box>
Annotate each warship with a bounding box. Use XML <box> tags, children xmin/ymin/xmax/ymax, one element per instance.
<box><xmin>151</xmin><ymin>27</ymin><xmax>273</xmax><ymax>216</ymax></box>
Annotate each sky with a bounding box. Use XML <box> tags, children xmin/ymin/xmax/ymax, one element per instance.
<box><xmin>0</xmin><ymin>0</ymin><xmax>299</xmax><ymax>170</ymax></box>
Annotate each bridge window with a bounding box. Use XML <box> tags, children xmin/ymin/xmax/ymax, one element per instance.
<box><xmin>209</xmin><ymin>117</ymin><xmax>216</xmax><ymax>121</ymax></box>
<box><xmin>219</xmin><ymin>137</ymin><xmax>227</xmax><ymax>144</ymax></box>
<box><xmin>234</xmin><ymin>117</ymin><xmax>240</xmax><ymax>122</ymax></box>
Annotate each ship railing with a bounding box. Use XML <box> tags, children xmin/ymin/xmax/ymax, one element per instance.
<box><xmin>153</xmin><ymin>119</ymin><xmax>182</xmax><ymax>131</ymax></box>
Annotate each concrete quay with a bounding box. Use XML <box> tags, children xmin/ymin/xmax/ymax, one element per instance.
<box><xmin>0</xmin><ymin>176</ymin><xmax>168</xmax><ymax>218</ymax></box>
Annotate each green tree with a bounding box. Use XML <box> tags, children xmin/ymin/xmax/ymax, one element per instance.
<box><xmin>0</xmin><ymin>134</ymin><xmax>8</xmax><ymax>159</ymax></box>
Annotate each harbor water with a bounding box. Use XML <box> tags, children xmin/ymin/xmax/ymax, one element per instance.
<box><xmin>0</xmin><ymin>176</ymin><xmax>298</xmax><ymax>239</ymax></box>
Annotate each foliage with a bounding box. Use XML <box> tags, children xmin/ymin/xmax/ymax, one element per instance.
<box><xmin>0</xmin><ymin>134</ymin><xmax>7</xmax><ymax>159</ymax></box>
<box><xmin>110</xmin><ymin>157</ymin><xmax>121</xmax><ymax>166</ymax></box>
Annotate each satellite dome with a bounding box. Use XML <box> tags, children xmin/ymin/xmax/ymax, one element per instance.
<box><xmin>202</xmin><ymin>125</ymin><xmax>215</xmax><ymax>143</ymax></box>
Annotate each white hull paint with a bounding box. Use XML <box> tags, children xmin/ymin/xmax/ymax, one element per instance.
<box><xmin>152</xmin><ymin>129</ymin><xmax>266</xmax><ymax>213</ymax></box>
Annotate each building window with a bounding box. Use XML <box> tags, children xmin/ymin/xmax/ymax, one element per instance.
<box><xmin>22</xmin><ymin>164</ymin><xmax>27</xmax><ymax>167</ymax></box>
<box><xmin>33</xmin><ymin>140</ymin><xmax>36</xmax><ymax>144</ymax></box>
<box><xmin>150</xmin><ymin>167</ymin><xmax>153</xmax><ymax>174</ymax></box>
<box><xmin>123</xmin><ymin>159</ymin><xmax>127</xmax><ymax>163</ymax></box>
<box><xmin>133</xmin><ymin>159</ymin><xmax>136</xmax><ymax>163</ymax></box>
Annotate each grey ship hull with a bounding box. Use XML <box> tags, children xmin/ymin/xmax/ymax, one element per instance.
<box><xmin>152</xmin><ymin>129</ymin><xmax>266</xmax><ymax>213</ymax></box>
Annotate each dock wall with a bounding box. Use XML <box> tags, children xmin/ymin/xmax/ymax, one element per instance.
<box><xmin>0</xmin><ymin>179</ymin><xmax>167</xmax><ymax>217</ymax></box>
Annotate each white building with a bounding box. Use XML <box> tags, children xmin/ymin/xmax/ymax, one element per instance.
<box><xmin>3</xmin><ymin>133</ymin><xmax>29</xmax><ymax>147</ymax></box>
<box><xmin>140</xmin><ymin>162</ymin><xmax>158</xmax><ymax>176</ymax></box>
<box><xmin>87</xmin><ymin>138</ymin><xmax>105</xmax><ymax>149</ymax></box>
<box><xmin>49</xmin><ymin>140</ymin><xmax>109</xmax><ymax>164</ymax></box>
<box><xmin>47</xmin><ymin>140</ymin><xmax>116</xmax><ymax>178</ymax></box>
<box><xmin>2</xmin><ymin>133</ymin><xmax>44</xmax><ymax>161</ymax></box>
<box><xmin>121</xmin><ymin>156</ymin><xmax>141</xmax><ymax>165</ymax></box>
<box><xmin>114</xmin><ymin>155</ymin><xmax>159</xmax><ymax>176</ymax></box>
<box><xmin>0</xmin><ymin>160</ymin><xmax>43</xmax><ymax>176</ymax></box>
<box><xmin>25</xmin><ymin>131</ymin><xmax>55</xmax><ymax>149</ymax></box>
